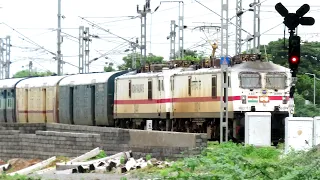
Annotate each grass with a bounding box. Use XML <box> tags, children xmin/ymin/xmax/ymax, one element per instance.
<box><xmin>0</xmin><ymin>174</ymin><xmax>41</xmax><ymax>180</ymax></box>
<box><xmin>133</xmin><ymin>141</ymin><xmax>320</xmax><ymax>179</ymax></box>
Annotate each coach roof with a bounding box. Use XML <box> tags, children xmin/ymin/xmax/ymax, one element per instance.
<box><xmin>59</xmin><ymin>71</ymin><xmax>123</xmax><ymax>86</ymax></box>
<box><xmin>0</xmin><ymin>78</ymin><xmax>27</xmax><ymax>89</ymax></box>
<box><xmin>16</xmin><ymin>75</ymin><xmax>67</xmax><ymax>88</ymax></box>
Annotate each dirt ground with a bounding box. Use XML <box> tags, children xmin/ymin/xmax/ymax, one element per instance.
<box><xmin>5</xmin><ymin>158</ymin><xmax>42</xmax><ymax>173</ymax></box>
<box><xmin>29</xmin><ymin>173</ymin><xmax>140</xmax><ymax>180</ymax></box>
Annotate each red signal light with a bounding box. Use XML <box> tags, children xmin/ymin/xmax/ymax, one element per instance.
<box><xmin>290</xmin><ymin>56</ymin><xmax>299</xmax><ymax>63</ymax></box>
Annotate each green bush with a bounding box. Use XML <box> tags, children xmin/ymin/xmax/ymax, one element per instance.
<box><xmin>139</xmin><ymin>142</ymin><xmax>320</xmax><ymax>179</ymax></box>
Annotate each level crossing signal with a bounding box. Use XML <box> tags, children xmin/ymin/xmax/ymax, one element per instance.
<box><xmin>275</xmin><ymin>3</ymin><xmax>315</xmax><ymax>72</ymax></box>
<box><xmin>275</xmin><ymin>3</ymin><xmax>315</xmax><ymax>98</ymax></box>
<box><xmin>288</xmin><ymin>35</ymin><xmax>301</xmax><ymax>71</ymax></box>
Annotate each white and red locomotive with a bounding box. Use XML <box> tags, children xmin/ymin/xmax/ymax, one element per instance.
<box><xmin>114</xmin><ymin>57</ymin><xmax>292</xmax><ymax>143</ymax></box>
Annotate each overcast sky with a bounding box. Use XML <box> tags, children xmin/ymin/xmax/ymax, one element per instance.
<box><xmin>0</xmin><ymin>0</ymin><xmax>319</xmax><ymax>77</ymax></box>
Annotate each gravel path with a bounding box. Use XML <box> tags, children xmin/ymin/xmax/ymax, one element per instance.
<box><xmin>29</xmin><ymin>173</ymin><xmax>140</xmax><ymax>180</ymax></box>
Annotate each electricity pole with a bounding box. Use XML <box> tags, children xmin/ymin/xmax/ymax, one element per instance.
<box><xmin>28</xmin><ymin>61</ymin><xmax>33</xmax><ymax>76</ymax></box>
<box><xmin>0</xmin><ymin>36</ymin><xmax>11</xmax><ymax>79</ymax></box>
<box><xmin>137</xmin><ymin>0</ymin><xmax>151</xmax><ymax>72</ymax></box>
<box><xmin>79</xmin><ymin>26</ymin><xmax>84</xmax><ymax>73</ymax></box>
<box><xmin>57</xmin><ymin>0</ymin><xmax>63</xmax><ymax>75</ymax></box>
<box><xmin>0</xmin><ymin>39</ymin><xmax>4</xmax><ymax>79</ymax></box>
<box><xmin>169</xmin><ymin>20</ymin><xmax>177</xmax><ymax>60</ymax></box>
<box><xmin>220</xmin><ymin>0</ymin><xmax>229</xmax><ymax>143</ymax></box>
<box><xmin>4</xmin><ymin>36</ymin><xmax>10</xmax><ymax>79</ymax></box>
<box><xmin>235</xmin><ymin>0</ymin><xmax>242</xmax><ymax>55</ymax></box>
<box><xmin>178</xmin><ymin>1</ymin><xmax>184</xmax><ymax>59</ymax></box>
<box><xmin>252</xmin><ymin>0</ymin><xmax>261</xmax><ymax>54</ymax></box>
<box><xmin>84</xmin><ymin>27</ymin><xmax>90</xmax><ymax>73</ymax></box>
<box><xmin>131</xmin><ymin>38</ymin><xmax>139</xmax><ymax>69</ymax></box>
<box><xmin>78</xmin><ymin>26</ymin><xmax>91</xmax><ymax>73</ymax></box>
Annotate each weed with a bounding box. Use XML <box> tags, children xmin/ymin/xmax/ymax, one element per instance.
<box><xmin>87</xmin><ymin>150</ymin><xmax>107</xmax><ymax>161</ymax></box>
<box><xmin>0</xmin><ymin>174</ymin><xmax>41</xmax><ymax>180</ymax></box>
<box><xmin>138</xmin><ymin>141</ymin><xmax>320</xmax><ymax>179</ymax></box>
<box><xmin>145</xmin><ymin>154</ymin><xmax>151</xmax><ymax>161</ymax></box>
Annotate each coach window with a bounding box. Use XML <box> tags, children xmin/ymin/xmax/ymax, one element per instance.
<box><xmin>228</xmin><ymin>75</ymin><xmax>231</xmax><ymax>87</ymax></box>
<box><xmin>148</xmin><ymin>80</ymin><xmax>152</xmax><ymax>99</ymax></box>
<box><xmin>158</xmin><ymin>80</ymin><xmax>161</xmax><ymax>91</ymax></box>
<box><xmin>212</xmin><ymin>75</ymin><xmax>217</xmax><ymax>98</ymax></box>
<box><xmin>128</xmin><ymin>80</ymin><xmax>131</xmax><ymax>98</ymax></box>
<box><xmin>188</xmin><ymin>76</ymin><xmax>191</xmax><ymax>96</ymax></box>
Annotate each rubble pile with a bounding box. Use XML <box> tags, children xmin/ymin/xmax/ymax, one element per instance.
<box><xmin>1</xmin><ymin>148</ymin><xmax>174</xmax><ymax>176</ymax></box>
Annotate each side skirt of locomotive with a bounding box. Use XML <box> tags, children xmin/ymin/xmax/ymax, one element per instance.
<box><xmin>115</xmin><ymin>111</ymin><xmax>287</xmax><ymax>145</ymax></box>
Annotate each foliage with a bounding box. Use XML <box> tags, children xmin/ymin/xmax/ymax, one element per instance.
<box><xmin>137</xmin><ymin>142</ymin><xmax>320</xmax><ymax>179</ymax></box>
<box><xmin>176</xmin><ymin>49</ymin><xmax>206</xmax><ymax>61</ymax></box>
<box><xmin>87</xmin><ymin>150</ymin><xmax>107</xmax><ymax>161</ymax></box>
<box><xmin>146</xmin><ymin>154</ymin><xmax>152</xmax><ymax>161</ymax></box>
<box><xmin>104</xmin><ymin>65</ymin><xmax>116</xmax><ymax>72</ymax></box>
<box><xmin>0</xmin><ymin>174</ymin><xmax>41</xmax><ymax>180</ymax></box>
<box><xmin>12</xmin><ymin>70</ymin><xmax>54</xmax><ymax>78</ymax></box>
<box><xmin>118</xmin><ymin>53</ymin><xmax>164</xmax><ymax>70</ymax></box>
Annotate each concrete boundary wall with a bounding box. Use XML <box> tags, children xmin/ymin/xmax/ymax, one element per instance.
<box><xmin>0</xmin><ymin>123</ymin><xmax>207</xmax><ymax>161</ymax></box>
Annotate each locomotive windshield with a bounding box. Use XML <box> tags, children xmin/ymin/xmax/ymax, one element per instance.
<box><xmin>265</xmin><ymin>72</ymin><xmax>287</xmax><ymax>89</ymax></box>
<box><xmin>239</xmin><ymin>72</ymin><xmax>261</xmax><ymax>89</ymax></box>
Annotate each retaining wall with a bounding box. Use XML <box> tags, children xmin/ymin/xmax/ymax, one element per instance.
<box><xmin>0</xmin><ymin>123</ymin><xmax>207</xmax><ymax>161</ymax></box>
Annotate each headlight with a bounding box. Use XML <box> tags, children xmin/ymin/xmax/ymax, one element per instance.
<box><xmin>241</xmin><ymin>95</ymin><xmax>246</xmax><ymax>104</ymax></box>
<box><xmin>283</xmin><ymin>96</ymin><xmax>288</xmax><ymax>104</ymax></box>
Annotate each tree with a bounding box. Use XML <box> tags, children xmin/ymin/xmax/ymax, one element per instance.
<box><xmin>118</xmin><ymin>53</ymin><xmax>164</xmax><ymax>70</ymax></box>
<box><xmin>13</xmin><ymin>70</ymin><xmax>54</xmax><ymax>78</ymax></box>
<box><xmin>104</xmin><ymin>65</ymin><xmax>116</xmax><ymax>72</ymax></box>
<box><xmin>175</xmin><ymin>49</ymin><xmax>205</xmax><ymax>61</ymax></box>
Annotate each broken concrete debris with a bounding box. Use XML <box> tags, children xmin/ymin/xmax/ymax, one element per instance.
<box><xmin>1</xmin><ymin>147</ymin><xmax>174</xmax><ymax>175</ymax></box>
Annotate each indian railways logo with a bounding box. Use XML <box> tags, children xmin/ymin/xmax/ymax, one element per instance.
<box><xmin>297</xmin><ymin>130</ymin><xmax>302</xmax><ymax>136</ymax></box>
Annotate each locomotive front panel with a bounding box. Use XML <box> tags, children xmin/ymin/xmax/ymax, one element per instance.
<box><xmin>233</xmin><ymin>71</ymin><xmax>290</xmax><ymax>113</ymax></box>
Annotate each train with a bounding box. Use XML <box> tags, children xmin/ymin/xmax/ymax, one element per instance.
<box><xmin>0</xmin><ymin>55</ymin><xmax>292</xmax><ymax>143</ymax></box>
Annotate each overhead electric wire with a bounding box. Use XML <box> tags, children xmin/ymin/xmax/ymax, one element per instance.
<box><xmin>79</xmin><ymin>16</ymin><xmax>138</xmax><ymax>45</ymax></box>
<box><xmin>96</xmin><ymin>16</ymin><xmax>139</xmax><ymax>25</ymax></box>
<box><xmin>2</xmin><ymin>22</ymin><xmax>56</xmax><ymax>56</ymax></box>
<box><xmin>194</xmin><ymin>0</ymin><xmax>253</xmax><ymax>36</ymax></box>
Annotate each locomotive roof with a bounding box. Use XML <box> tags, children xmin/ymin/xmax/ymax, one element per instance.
<box><xmin>116</xmin><ymin>68</ymin><xmax>184</xmax><ymax>79</ymax></box>
<box><xmin>59</xmin><ymin>71</ymin><xmax>125</xmax><ymax>86</ymax></box>
<box><xmin>0</xmin><ymin>78</ymin><xmax>27</xmax><ymax>89</ymax></box>
<box><xmin>175</xmin><ymin>61</ymin><xmax>290</xmax><ymax>75</ymax></box>
<box><xmin>16</xmin><ymin>75</ymin><xmax>68</xmax><ymax>88</ymax></box>
<box><xmin>231</xmin><ymin>61</ymin><xmax>290</xmax><ymax>72</ymax></box>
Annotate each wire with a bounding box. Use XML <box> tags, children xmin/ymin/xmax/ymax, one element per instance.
<box><xmin>2</xmin><ymin>23</ymin><xmax>56</xmax><ymax>56</ymax></box>
<box><xmin>79</xmin><ymin>16</ymin><xmax>138</xmax><ymax>45</ymax></box>
<box><xmin>96</xmin><ymin>16</ymin><xmax>139</xmax><ymax>25</ymax></box>
<box><xmin>260</xmin><ymin>22</ymin><xmax>283</xmax><ymax>36</ymax></box>
<box><xmin>194</xmin><ymin>0</ymin><xmax>253</xmax><ymax>36</ymax></box>
<box><xmin>82</xmin><ymin>16</ymin><xmax>138</xmax><ymax>19</ymax></box>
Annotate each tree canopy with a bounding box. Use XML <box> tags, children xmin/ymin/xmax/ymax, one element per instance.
<box><xmin>12</xmin><ymin>70</ymin><xmax>54</xmax><ymax>78</ymax></box>
<box><xmin>104</xmin><ymin>65</ymin><xmax>116</xmax><ymax>72</ymax></box>
<box><xmin>117</xmin><ymin>53</ymin><xmax>164</xmax><ymax>70</ymax></box>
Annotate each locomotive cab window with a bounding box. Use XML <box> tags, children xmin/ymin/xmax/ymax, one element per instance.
<box><xmin>265</xmin><ymin>72</ymin><xmax>287</xmax><ymax>90</ymax></box>
<box><xmin>212</xmin><ymin>75</ymin><xmax>217</xmax><ymax>98</ymax></box>
<box><xmin>239</xmin><ymin>72</ymin><xmax>261</xmax><ymax>89</ymax></box>
<box><xmin>148</xmin><ymin>80</ymin><xmax>152</xmax><ymax>100</ymax></box>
